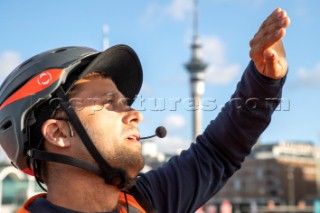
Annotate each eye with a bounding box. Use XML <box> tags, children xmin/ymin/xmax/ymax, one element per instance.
<box><xmin>104</xmin><ymin>99</ymin><xmax>113</xmax><ymax>105</ymax></box>
<box><xmin>118</xmin><ymin>98</ymin><xmax>130</xmax><ymax>110</ymax></box>
<box><xmin>102</xmin><ymin>98</ymin><xmax>114</xmax><ymax>110</ymax></box>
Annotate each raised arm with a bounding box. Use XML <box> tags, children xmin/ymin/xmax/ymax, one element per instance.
<box><xmin>136</xmin><ymin>8</ymin><xmax>290</xmax><ymax>213</ymax></box>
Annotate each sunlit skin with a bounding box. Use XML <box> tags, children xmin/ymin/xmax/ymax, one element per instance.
<box><xmin>38</xmin><ymin>8</ymin><xmax>290</xmax><ymax>212</ymax></box>
<box><xmin>71</xmin><ymin>78</ymin><xmax>145</xmax><ymax>176</ymax></box>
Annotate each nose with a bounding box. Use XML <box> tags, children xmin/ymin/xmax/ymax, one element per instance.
<box><xmin>122</xmin><ymin>108</ymin><xmax>143</xmax><ymax>125</ymax></box>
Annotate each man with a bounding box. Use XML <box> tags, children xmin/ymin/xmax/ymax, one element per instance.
<box><xmin>0</xmin><ymin>8</ymin><xmax>290</xmax><ymax>213</ymax></box>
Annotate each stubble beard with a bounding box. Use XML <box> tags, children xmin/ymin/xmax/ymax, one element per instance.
<box><xmin>112</xmin><ymin>146</ymin><xmax>145</xmax><ymax>177</ymax></box>
<box><xmin>84</xmin><ymin>127</ymin><xmax>145</xmax><ymax>179</ymax></box>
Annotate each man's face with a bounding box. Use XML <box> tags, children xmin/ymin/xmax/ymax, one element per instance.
<box><xmin>70</xmin><ymin>77</ymin><xmax>144</xmax><ymax>178</ymax></box>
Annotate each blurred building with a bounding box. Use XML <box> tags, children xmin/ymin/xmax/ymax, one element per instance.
<box><xmin>142</xmin><ymin>140</ymin><xmax>175</xmax><ymax>172</ymax></box>
<box><xmin>0</xmin><ymin>162</ymin><xmax>41</xmax><ymax>213</ymax></box>
<box><xmin>209</xmin><ymin>141</ymin><xmax>320</xmax><ymax>211</ymax></box>
<box><xmin>2</xmin><ymin>140</ymin><xmax>320</xmax><ymax>212</ymax></box>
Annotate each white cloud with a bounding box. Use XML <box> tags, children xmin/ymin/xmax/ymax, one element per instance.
<box><xmin>297</xmin><ymin>64</ymin><xmax>320</xmax><ymax>86</ymax></box>
<box><xmin>164</xmin><ymin>0</ymin><xmax>193</xmax><ymax>21</ymax></box>
<box><xmin>141</xmin><ymin>114</ymin><xmax>190</xmax><ymax>155</ymax></box>
<box><xmin>155</xmin><ymin>135</ymin><xmax>190</xmax><ymax>154</ymax></box>
<box><xmin>140</xmin><ymin>83</ymin><xmax>153</xmax><ymax>95</ymax></box>
<box><xmin>202</xmin><ymin>36</ymin><xmax>226</xmax><ymax>65</ymax></box>
<box><xmin>140</xmin><ymin>3</ymin><xmax>164</xmax><ymax>27</ymax></box>
<box><xmin>141</xmin><ymin>0</ymin><xmax>192</xmax><ymax>26</ymax></box>
<box><xmin>163</xmin><ymin>114</ymin><xmax>186</xmax><ymax>130</ymax></box>
<box><xmin>206</xmin><ymin>64</ymin><xmax>241</xmax><ymax>84</ymax></box>
<box><xmin>0</xmin><ymin>51</ymin><xmax>21</xmax><ymax>83</ymax></box>
<box><xmin>201</xmin><ymin>35</ymin><xmax>241</xmax><ymax>84</ymax></box>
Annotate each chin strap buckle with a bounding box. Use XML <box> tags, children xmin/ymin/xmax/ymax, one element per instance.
<box><xmin>26</xmin><ymin>149</ymin><xmax>34</xmax><ymax>158</ymax></box>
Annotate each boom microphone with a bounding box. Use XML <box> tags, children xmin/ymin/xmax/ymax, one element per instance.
<box><xmin>140</xmin><ymin>126</ymin><xmax>167</xmax><ymax>140</ymax></box>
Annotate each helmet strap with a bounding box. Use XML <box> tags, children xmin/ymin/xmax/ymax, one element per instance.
<box><xmin>53</xmin><ymin>86</ymin><xmax>132</xmax><ymax>190</ymax></box>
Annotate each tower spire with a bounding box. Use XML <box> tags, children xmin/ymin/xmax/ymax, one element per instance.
<box><xmin>193</xmin><ymin>0</ymin><xmax>199</xmax><ymax>40</ymax></box>
<box><xmin>185</xmin><ymin>0</ymin><xmax>207</xmax><ymax>141</ymax></box>
<box><xmin>103</xmin><ymin>24</ymin><xmax>110</xmax><ymax>50</ymax></box>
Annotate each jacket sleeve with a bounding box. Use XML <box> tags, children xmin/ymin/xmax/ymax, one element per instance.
<box><xmin>135</xmin><ymin>61</ymin><xmax>287</xmax><ymax>213</ymax></box>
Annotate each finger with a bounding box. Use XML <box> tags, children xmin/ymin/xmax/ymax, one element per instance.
<box><xmin>250</xmin><ymin>18</ymin><xmax>289</xmax><ymax>47</ymax></box>
<box><xmin>250</xmin><ymin>7</ymin><xmax>290</xmax><ymax>48</ymax></box>
<box><xmin>258</xmin><ymin>8</ymin><xmax>287</xmax><ymax>32</ymax></box>
<box><xmin>250</xmin><ymin>28</ymin><xmax>285</xmax><ymax>60</ymax></box>
<box><xmin>250</xmin><ymin>15</ymin><xmax>290</xmax><ymax>49</ymax></box>
<box><xmin>257</xmin><ymin>8</ymin><xmax>280</xmax><ymax>32</ymax></box>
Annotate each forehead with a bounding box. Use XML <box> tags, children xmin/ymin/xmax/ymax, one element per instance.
<box><xmin>71</xmin><ymin>77</ymin><xmax>124</xmax><ymax>98</ymax></box>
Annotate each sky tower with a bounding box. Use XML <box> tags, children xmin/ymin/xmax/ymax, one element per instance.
<box><xmin>185</xmin><ymin>0</ymin><xmax>207</xmax><ymax>140</ymax></box>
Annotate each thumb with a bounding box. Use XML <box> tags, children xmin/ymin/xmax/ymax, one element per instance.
<box><xmin>263</xmin><ymin>49</ymin><xmax>285</xmax><ymax>79</ymax></box>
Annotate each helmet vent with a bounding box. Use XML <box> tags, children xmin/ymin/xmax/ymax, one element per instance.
<box><xmin>51</xmin><ymin>48</ymin><xmax>68</xmax><ymax>54</ymax></box>
<box><xmin>0</xmin><ymin>120</ymin><xmax>12</xmax><ymax>132</ymax></box>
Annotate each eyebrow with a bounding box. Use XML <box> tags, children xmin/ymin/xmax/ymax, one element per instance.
<box><xmin>98</xmin><ymin>92</ymin><xmax>126</xmax><ymax>100</ymax></box>
<box><xmin>98</xmin><ymin>92</ymin><xmax>115</xmax><ymax>98</ymax></box>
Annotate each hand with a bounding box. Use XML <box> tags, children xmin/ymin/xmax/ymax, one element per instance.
<box><xmin>249</xmin><ymin>8</ymin><xmax>290</xmax><ymax>80</ymax></box>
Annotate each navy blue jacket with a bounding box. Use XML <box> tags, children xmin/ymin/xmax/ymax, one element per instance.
<box><xmin>136</xmin><ymin>61</ymin><xmax>286</xmax><ymax>213</ymax></box>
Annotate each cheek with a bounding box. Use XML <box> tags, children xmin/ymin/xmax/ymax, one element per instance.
<box><xmin>77</xmin><ymin>109</ymin><xmax>124</xmax><ymax>146</ymax></box>
<box><xmin>70</xmin><ymin>135</ymin><xmax>94</xmax><ymax>162</ymax></box>
<box><xmin>93</xmin><ymin>111</ymin><xmax>123</xmax><ymax>133</ymax></box>
<box><xmin>85</xmin><ymin>114</ymin><xmax>122</xmax><ymax>143</ymax></box>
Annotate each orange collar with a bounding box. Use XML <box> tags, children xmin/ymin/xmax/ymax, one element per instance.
<box><xmin>17</xmin><ymin>192</ymin><xmax>146</xmax><ymax>213</ymax></box>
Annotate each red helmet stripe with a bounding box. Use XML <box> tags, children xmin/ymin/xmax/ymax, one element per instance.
<box><xmin>0</xmin><ymin>69</ymin><xmax>64</xmax><ymax>110</ymax></box>
<box><xmin>22</xmin><ymin>167</ymin><xmax>35</xmax><ymax>176</ymax></box>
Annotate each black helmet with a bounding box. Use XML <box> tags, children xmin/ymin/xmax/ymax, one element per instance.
<box><xmin>0</xmin><ymin>44</ymin><xmax>143</xmax><ymax>184</ymax></box>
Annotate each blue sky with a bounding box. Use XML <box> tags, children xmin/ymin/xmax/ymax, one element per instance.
<box><xmin>0</xmin><ymin>0</ymin><xmax>320</xmax><ymax>154</ymax></box>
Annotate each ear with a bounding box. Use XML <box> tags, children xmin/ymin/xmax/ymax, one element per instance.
<box><xmin>42</xmin><ymin>119</ymin><xmax>71</xmax><ymax>148</ymax></box>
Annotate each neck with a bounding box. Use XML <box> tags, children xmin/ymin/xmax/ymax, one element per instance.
<box><xmin>46</xmin><ymin>166</ymin><xmax>121</xmax><ymax>212</ymax></box>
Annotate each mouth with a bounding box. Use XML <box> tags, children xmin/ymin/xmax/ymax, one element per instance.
<box><xmin>125</xmin><ymin>132</ymin><xmax>140</xmax><ymax>142</ymax></box>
